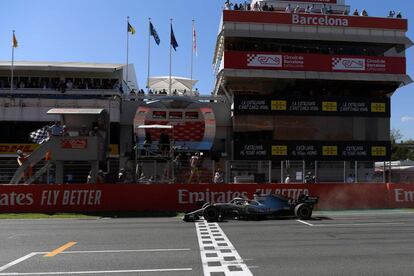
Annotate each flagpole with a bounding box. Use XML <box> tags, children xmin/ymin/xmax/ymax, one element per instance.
<box><xmin>11</xmin><ymin>30</ymin><xmax>15</xmax><ymax>94</ymax></box>
<box><xmin>190</xmin><ymin>20</ymin><xmax>194</xmax><ymax>93</ymax></box>
<box><xmin>147</xmin><ymin>18</ymin><xmax>151</xmax><ymax>92</ymax></box>
<box><xmin>126</xmin><ymin>16</ymin><xmax>130</xmax><ymax>94</ymax></box>
<box><xmin>169</xmin><ymin>18</ymin><xmax>173</xmax><ymax>96</ymax></box>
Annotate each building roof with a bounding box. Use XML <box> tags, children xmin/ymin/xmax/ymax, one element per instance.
<box><xmin>47</xmin><ymin>108</ymin><xmax>106</xmax><ymax>115</ymax></box>
<box><xmin>148</xmin><ymin>76</ymin><xmax>198</xmax><ymax>94</ymax></box>
<box><xmin>0</xmin><ymin>61</ymin><xmax>124</xmax><ymax>72</ymax></box>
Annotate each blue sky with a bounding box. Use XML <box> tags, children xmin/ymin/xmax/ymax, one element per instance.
<box><xmin>1</xmin><ymin>0</ymin><xmax>413</xmax><ymax>140</ymax></box>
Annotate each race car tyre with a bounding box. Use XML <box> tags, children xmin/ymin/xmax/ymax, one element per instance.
<box><xmin>294</xmin><ymin>203</ymin><xmax>313</xmax><ymax>220</ymax></box>
<box><xmin>203</xmin><ymin>206</ymin><xmax>220</xmax><ymax>222</ymax></box>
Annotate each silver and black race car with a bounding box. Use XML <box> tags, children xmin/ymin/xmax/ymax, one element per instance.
<box><xmin>183</xmin><ymin>193</ymin><xmax>319</xmax><ymax>222</ymax></box>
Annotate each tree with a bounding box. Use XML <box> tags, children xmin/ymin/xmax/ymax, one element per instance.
<box><xmin>390</xmin><ymin>128</ymin><xmax>403</xmax><ymax>144</ymax></box>
<box><xmin>390</xmin><ymin>129</ymin><xmax>414</xmax><ymax>161</ymax></box>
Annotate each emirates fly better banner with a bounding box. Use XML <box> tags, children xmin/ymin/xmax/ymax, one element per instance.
<box><xmin>0</xmin><ymin>183</ymin><xmax>413</xmax><ymax>212</ymax></box>
<box><xmin>224</xmin><ymin>51</ymin><xmax>406</xmax><ymax>75</ymax></box>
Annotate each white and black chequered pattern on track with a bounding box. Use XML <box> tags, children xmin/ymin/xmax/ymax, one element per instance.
<box><xmin>29</xmin><ymin>127</ymin><xmax>50</xmax><ymax>144</ymax></box>
<box><xmin>247</xmin><ymin>54</ymin><xmax>257</xmax><ymax>64</ymax></box>
<box><xmin>196</xmin><ymin>219</ymin><xmax>253</xmax><ymax>276</ymax></box>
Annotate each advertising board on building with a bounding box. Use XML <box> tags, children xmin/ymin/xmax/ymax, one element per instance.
<box><xmin>223</xmin><ymin>10</ymin><xmax>408</xmax><ymax>30</ymax></box>
<box><xmin>234</xmin><ymin>96</ymin><xmax>390</xmax><ymax>117</ymax></box>
<box><xmin>234</xmin><ymin>140</ymin><xmax>391</xmax><ymax>161</ymax></box>
<box><xmin>226</xmin><ymin>51</ymin><xmax>406</xmax><ymax>75</ymax></box>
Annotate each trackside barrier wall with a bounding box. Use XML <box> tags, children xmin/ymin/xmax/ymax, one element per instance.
<box><xmin>0</xmin><ymin>183</ymin><xmax>413</xmax><ymax>213</ymax></box>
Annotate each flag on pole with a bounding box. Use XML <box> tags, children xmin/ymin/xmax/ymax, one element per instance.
<box><xmin>127</xmin><ymin>22</ymin><xmax>136</xmax><ymax>35</ymax></box>
<box><xmin>193</xmin><ymin>24</ymin><xmax>197</xmax><ymax>56</ymax></box>
<box><xmin>12</xmin><ymin>33</ymin><xmax>18</xmax><ymax>48</ymax></box>
<box><xmin>170</xmin><ymin>24</ymin><xmax>178</xmax><ymax>51</ymax></box>
<box><xmin>150</xmin><ymin>22</ymin><xmax>160</xmax><ymax>45</ymax></box>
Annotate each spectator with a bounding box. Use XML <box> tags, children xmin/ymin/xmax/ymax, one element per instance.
<box><xmin>213</xmin><ymin>168</ymin><xmax>224</xmax><ymax>184</ymax></box>
<box><xmin>143</xmin><ymin>132</ymin><xmax>152</xmax><ymax>155</ymax></box>
<box><xmin>130</xmin><ymin>89</ymin><xmax>136</xmax><ymax>100</ymax></box>
<box><xmin>159</xmin><ymin>130</ymin><xmax>170</xmax><ymax>156</ymax></box>
<box><xmin>188</xmin><ymin>152</ymin><xmax>200</xmax><ymax>183</ymax></box>
<box><xmin>252</xmin><ymin>2</ymin><xmax>260</xmax><ymax>11</ymax></box>
<box><xmin>17</xmin><ymin>150</ymin><xmax>32</xmax><ymax>181</ymax></box>
<box><xmin>396</xmin><ymin>11</ymin><xmax>402</xmax><ymax>18</ymax></box>
<box><xmin>321</xmin><ymin>4</ymin><xmax>327</xmax><ymax>14</ymax></box>
<box><xmin>62</xmin><ymin>125</ymin><xmax>69</xmax><ymax>136</ymax></box>
<box><xmin>327</xmin><ymin>5</ymin><xmax>333</xmax><ymax>14</ymax></box>
<box><xmin>66</xmin><ymin>173</ymin><xmax>74</xmax><ymax>184</ymax></box>
<box><xmin>234</xmin><ymin>3</ymin><xmax>239</xmax><ymax>10</ymax></box>
<box><xmin>262</xmin><ymin>2</ymin><xmax>269</xmax><ymax>11</ymax></box>
<box><xmin>388</xmin><ymin>10</ymin><xmax>395</xmax><ymax>18</ymax></box>
<box><xmin>59</xmin><ymin>79</ymin><xmax>66</xmax><ymax>93</ymax></box>
<box><xmin>343</xmin><ymin>9</ymin><xmax>349</xmax><ymax>15</ymax></box>
<box><xmin>305</xmin><ymin>5</ymin><xmax>311</xmax><ymax>13</ymax></box>
<box><xmin>96</xmin><ymin>170</ymin><xmax>104</xmax><ymax>184</ymax></box>
<box><xmin>78</xmin><ymin>125</ymin><xmax>89</xmax><ymax>136</ymax></box>
<box><xmin>268</xmin><ymin>5</ymin><xmax>274</xmax><ymax>11</ymax></box>
<box><xmin>346</xmin><ymin>173</ymin><xmax>355</xmax><ymax>183</ymax></box>
<box><xmin>224</xmin><ymin>0</ymin><xmax>232</xmax><ymax>10</ymax></box>
<box><xmin>293</xmin><ymin>5</ymin><xmax>300</xmax><ymax>13</ymax></box>
<box><xmin>89</xmin><ymin>126</ymin><xmax>103</xmax><ymax>137</ymax></box>
<box><xmin>310</xmin><ymin>4</ymin><xmax>315</xmax><ymax>13</ymax></box>
<box><xmin>361</xmin><ymin>9</ymin><xmax>368</xmax><ymax>16</ymax></box>
<box><xmin>49</xmin><ymin>121</ymin><xmax>63</xmax><ymax>136</ymax></box>
<box><xmin>87</xmin><ymin>170</ymin><xmax>92</xmax><ymax>184</ymax></box>
<box><xmin>305</xmin><ymin>172</ymin><xmax>315</xmax><ymax>183</ymax></box>
<box><xmin>285</xmin><ymin>4</ymin><xmax>292</xmax><ymax>13</ymax></box>
<box><xmin>66</xmin><ymin>79</ymin><xmax>73</xmax><ymax>90</ymax></box>
<box><xmin>353</xmin><ymin>9</ymin><xmax>359</xmax><ymax>16</ymax></box>
<box><xmin>285</xmin><ymin>174</ymin><xmax>291</xmax><ymax>184</ymax></box>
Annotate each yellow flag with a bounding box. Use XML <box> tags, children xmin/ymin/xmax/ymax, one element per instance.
<box><xmin>127</xmin><ymin>22</ymin><xmax>136</xmax><ymax>35</ymax></box>
<box><xmin>12</xmin><ymin>33</ymin><xmax>18</xmax><ymax>48</ymax></box>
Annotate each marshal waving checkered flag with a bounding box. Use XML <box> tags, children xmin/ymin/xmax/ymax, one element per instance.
<box><xmin>30</xmin><ymin>127</ymin><xmax>50</xmax><ymax>144</ymax></box>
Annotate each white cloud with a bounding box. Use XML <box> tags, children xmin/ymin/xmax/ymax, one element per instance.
<box><xmin>401</xmin><ymin>116</ymin><xmax>414</xmax><ymax>123</ymax></box>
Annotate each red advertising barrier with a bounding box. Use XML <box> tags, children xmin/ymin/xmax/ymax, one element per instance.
<box><xmin>1</xmin><ymin>183</ymin><xmax>413</xmax><ymax>213</ymax></box>
<box><xmin>224</xmin><ymin>51</ymin><xmax>406</xmax><ymax>75</ymax></box>
<box><xmin>386</xmin><ymin>183</ymin><xmax>414</xmax><ymax>209</ymax></box>
<box><xmin>223</xmin><ymin>10</ymin><xmax>408</xmax><ymax>31</ymax></box>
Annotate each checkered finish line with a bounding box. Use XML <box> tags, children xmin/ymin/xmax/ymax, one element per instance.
<box><xmin>196</xmin><ymin>219</ymin><xmax>253</xmax><ymax>276</ymax></box>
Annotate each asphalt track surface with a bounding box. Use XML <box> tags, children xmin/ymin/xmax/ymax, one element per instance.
<box><xmin>1</xmin><ymin>210</ymin><xmax>414</xmax><ymax>275</ymax></box>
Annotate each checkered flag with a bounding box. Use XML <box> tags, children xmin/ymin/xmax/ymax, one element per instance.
<box><xmin>29</xmin><ymin>127</ymin><xmax>50</xmax><ymax>144</ymax></box>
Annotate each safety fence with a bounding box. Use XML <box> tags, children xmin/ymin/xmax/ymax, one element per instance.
<box><xmin>0</xmin><ymin>183</ymin><xmax>413</xmax><ymax>213</ymax></box>
<box><xmin>128</xmin><ymin>159</ymin><xmax>410</xmax><ymax>184</ymax></box>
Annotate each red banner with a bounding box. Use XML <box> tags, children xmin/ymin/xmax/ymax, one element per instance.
<box><xmin>224</xmin><ymin>51</ymin><xmax>406</xmax><ymax>74</ymax></box>
<box><xmin>223</xmin><ymin>10</ymin><xmax>408</xmax><ymax>31</ymax></box>
<box><xmin>60</xmin><ymin>139</ymin><xmax>88</xmax><ymax>149</ymax></box>
<box><xmin>0</xmin><ymin>183</ymin><xmax>413</xmax><ymax>213</ymax></box>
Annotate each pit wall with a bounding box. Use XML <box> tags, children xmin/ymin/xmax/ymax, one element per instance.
<box><xmin>0</xmin><ymin>183</ymin><xmax>413</xmax><ymax>213</ymax></box>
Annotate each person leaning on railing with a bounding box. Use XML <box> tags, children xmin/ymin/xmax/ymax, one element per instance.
<box><xmin>17</xmin><ymin>150</ymin><xmax>32</xmax><ymax>182</ymax></box>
